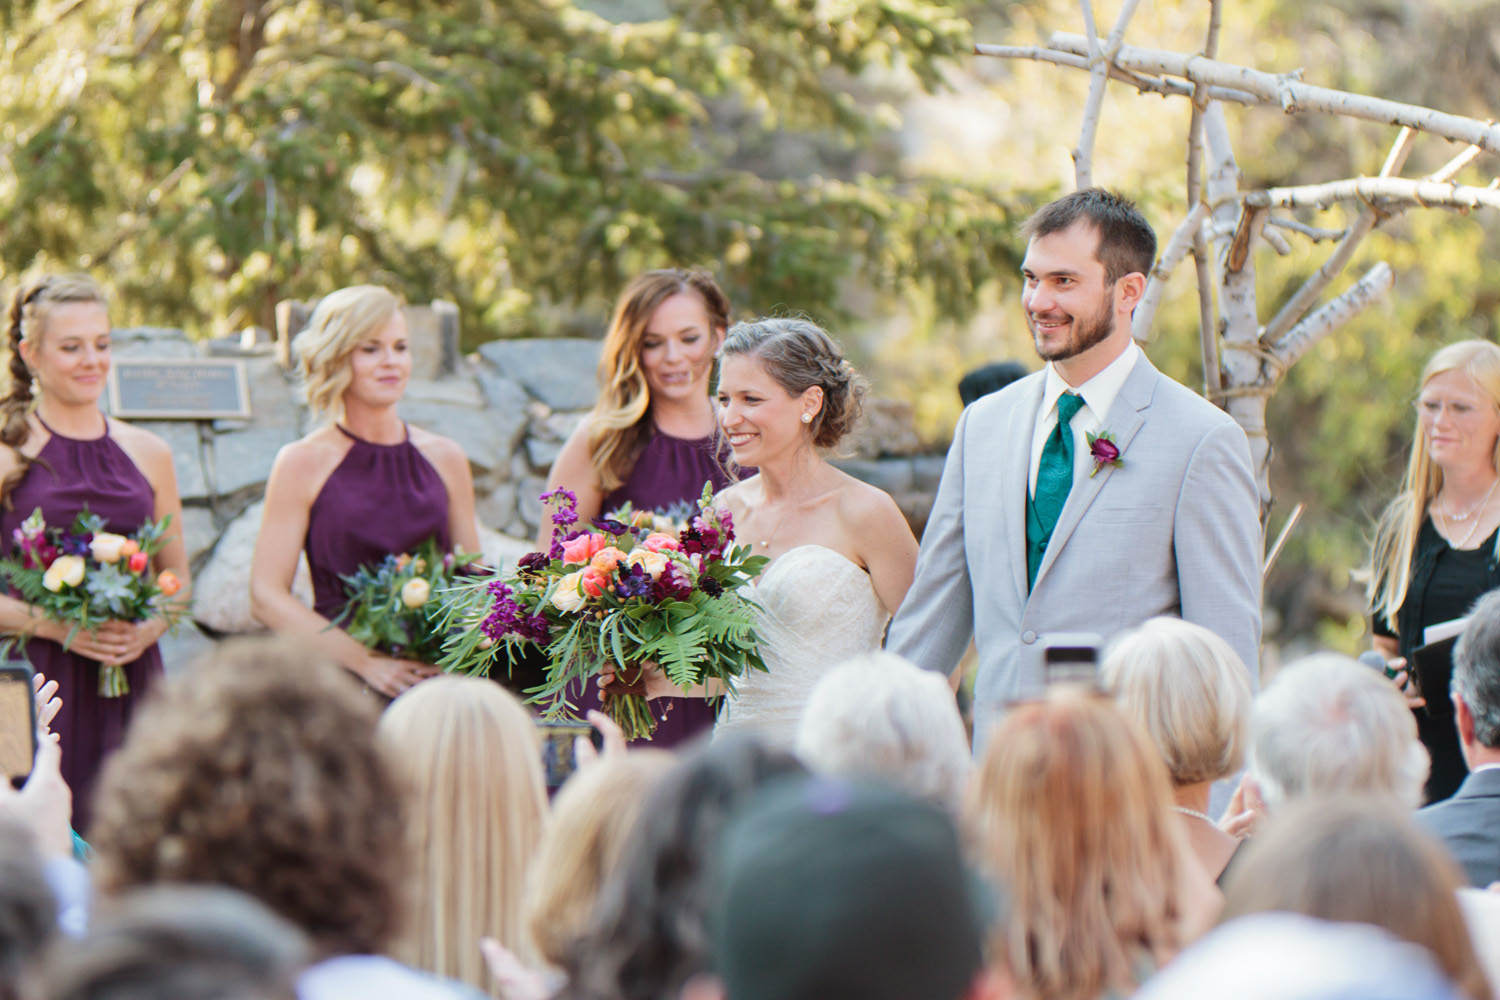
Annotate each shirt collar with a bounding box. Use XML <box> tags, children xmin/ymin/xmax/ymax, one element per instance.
<box><xmin>1041</xmin><ymin>340</ymin><xmax>1141</xmax><ymax>421</ymax></box>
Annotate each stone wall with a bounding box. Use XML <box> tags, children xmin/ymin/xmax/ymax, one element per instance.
<box><xmin>107</xmin><ymin>319</ymin><xmax>943</xmax><ymax>664</ymax></box>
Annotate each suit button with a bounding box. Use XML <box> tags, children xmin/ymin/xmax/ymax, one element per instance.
<box><xmin>1021</xmin><ymin>630</ymin><xmax>1037</xmax><ymax>644</ymax></box>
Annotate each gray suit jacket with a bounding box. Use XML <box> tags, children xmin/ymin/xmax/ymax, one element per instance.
<box><xmin>886</xmin><ymin>352</ymin><xmax>1262</xmax><ymax>748</ymax></box>
<box><xmin>1417</xmin><ymin>766</ymin><xmax>1500</xmax><ymax>888</ymax></box>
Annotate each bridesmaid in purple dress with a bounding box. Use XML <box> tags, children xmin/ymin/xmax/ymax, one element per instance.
<box><xmin>0</xmin><ymin>275</ymin><xmax>190</xmax><ymax>832</ymax></box>
<box><xmin>541</xmin><ymin>269</ymin><xmax>742</xmax><ymax>746</ymax></box>
<box><xmin>250</xmin><ymin>286</ymin><xmax>481</xmax><ymax>698</ymax></box>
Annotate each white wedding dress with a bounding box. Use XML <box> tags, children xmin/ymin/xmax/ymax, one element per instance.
<box><xmin>715</xmin><ymin>544</ymin><xmax>889</xmax><ymax>749</ymax></box>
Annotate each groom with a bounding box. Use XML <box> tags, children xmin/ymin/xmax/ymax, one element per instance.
<box><xmin>887</xmin><ymin>188</ymin><xmax>1261</xmax><ymax>748</ymax></box>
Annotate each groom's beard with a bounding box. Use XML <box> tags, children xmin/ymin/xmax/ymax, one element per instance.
<box><xmin>1029</xmin><ymin>292</ymin><xmax>1114</xmax><ymax>362</ymax></box>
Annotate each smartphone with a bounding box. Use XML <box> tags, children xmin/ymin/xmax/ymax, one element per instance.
<box><xmin>0</xmin><ymin>663</ymin><xmax>35</xmax><ymax>787</ymax></box>
<box><xmin>1042</xmin><ymin>632</ymin><xmax>1102</xmax><ymax>690</ymax></box>
<box><xmin>536</xmin><ymin>719</ymin><xmax>603</xmax><ymax>791</ymax></box>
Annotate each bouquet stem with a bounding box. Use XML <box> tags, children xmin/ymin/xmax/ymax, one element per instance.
<box><xmin>98</xmin><ymin>662</ymin><xmax>129</xmax><ymax>698</ymax></box>
<box><xmin>602</xmin><ymin>663</ymin><xmax>658</xmax><ymax>740</ymax></box>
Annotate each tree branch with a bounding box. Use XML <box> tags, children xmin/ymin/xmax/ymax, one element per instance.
<box><xmin>973</xmin><ymin>44</ymin><xmax>1260</xmax><ymax>105</ymax></box>
<box><xmin>1260</xmin><ymin>127</ymin><xmax>1412</xmax><ymax>346</ymax></box>
<box><xmin>1073</xmin><ymin>0</ymin><xmax>1143</xmax><ymax>188</ymax></box>
<box><xmin>1132</xmin><ymin>201</ymin><xmax>1207</xmax><ymax>341</ymax></box>
<box><xmin>1271</xmin><ymin>262</ymin><xmax>1394</xmax><ymax>369</ymax></box>
<box><xmin>1266</xmin><ymin>216</ymin><xmax>1347</xmax><ymax>242</ymax></box>
<box><xmin>1241</xmin><ymin>176</ymin><xmax>1500</xmax><ymax>213</ymax></box>
<box><xmin>1045</xmin><ymin>33</ymin><xmax>1500</xmax><ymax>152</ymax></box>
<box><xmin>1187</xmin><ymin>0</ymin><xmax>1222</xmax><ymax>395</ymax></box>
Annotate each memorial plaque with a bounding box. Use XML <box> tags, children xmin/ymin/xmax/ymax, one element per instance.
<box><xmin>107</xmin><ymin>359</ymin><xmax>251</xmax><ymax>420</ymax></box>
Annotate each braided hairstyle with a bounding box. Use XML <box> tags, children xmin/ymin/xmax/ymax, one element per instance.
<box><xmin>2</xmin><ymin>275</ymin><xmax>108</xmax><ymax>507</ymax></box>
<box><xmin>720</xmin><ymin>317</ymin><xmax>866</xmax><ymax>449</ymax></box>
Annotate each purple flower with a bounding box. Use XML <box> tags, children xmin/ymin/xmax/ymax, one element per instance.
<box><xmin>717</xmin><ymin>507</ymin><xmax>735</xmax><ymax>541</ymax></box>
<box><xmin>1086</xmin><ymin>430</ymin><xmax>1124</xmax><ymax>478</ymax></box>
<box><xmin>698</xmin><ymin>575</ymin><xmax>724</xmax><ymax>598</ymax></box>
<box><xmin>652</xmin><ymin>562</ymin><xmax>694</xmax><ymax>603</ymax></box>
<box><xmin>517</xmin><ymin>551</ymin><xmax>549</xmax><ymax>575</ymax></box>
<box><xmin>615</xmin><ymin>563</ymin><xmax>654</xmax><ymax>600</ymax></box>
<box><xmin>60</xmin><ymin>533</ymin><xmax>90</xmax><ymax>557</ymax></box>
<box><xmin>591</xmin><ymin>516</ymin><xmax>631</xmax><ymax>536</ymax></box>
<box><xmin>679</xmin><ymin>520</ymin><xmax>721</xmax><ymax>558</ymax></box>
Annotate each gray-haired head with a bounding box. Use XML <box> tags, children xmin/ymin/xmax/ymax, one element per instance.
<box><xmin>1248</xmin><ymin>653</ymin><xmax>1429</xmax><ymax>810</ymax></box>
<box><xmin>1454</xmin><ymin>590</ymin><xmax>1500</xmax><ymax>748</ymax></box>
<box><xmin>720</xmin><ymin>317</ymin><xmax>865</xmax><ymax>449</ymax></box>
<box><xmin>794</xmin><ymin>652</ymin><xmax>972</xmax><ymax>809</ymax></box>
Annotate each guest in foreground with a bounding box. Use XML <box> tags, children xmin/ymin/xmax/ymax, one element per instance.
<box><xmin>378</xmin><ymin>676</ymin><xmax>548</xmax><ymax>996</ymax></box>
<box><xmin>1418</xmin><ymin>589</ymin><xmax>1500</xmax><ymax>887</ymax></box>
<box><xmin>681</xmin><ymin>777</ymin><xmax>1001</xmax><ymax>1000</ymax></box>
<box><xmin>1368</xmin><ymin>340</ymin><xmax>1500</xmax><ymax>802</ymax></box>
<box><xmin>1220</xmin><ymin>797</ymin><xmax>1491</xmax><ymax>1000</ymax></box>
<box><xmin>793</xmin><ymin>651</ymin><xmax>971</xmax><ymax>809</ymax></box>
<box><xmin>0</xmin><ymin>275</ymin><xmax>190</xmax><ymax>832</ymax></box>
<box><xmin>558</xmin><ymin>735</ymin><xmax>804</xmax><ymax>1000</ymax></box>
<box><xmin>524</xmin><ymin>750</ymin><xmax>675</xmax><ymax>977</ymax></box>
<box><xmin>1102</xmin><ymin>617</ymin><xmax>1253</xmax><ymax>882</ymax></box>
<box><xmin>251</xmin><ymin>285</ymin><xmax>480</xmax><ymax>698</ymax></box>
<box><xmin>887</xmin><ymin>188</ymin><xmax>1261</xmax><ymax>749</ymax></box>
<box><xmin>1245</xmin><ymin>654</ymin><xmax>1429</xmax><ymax>820</ymax></box>
<box><xmin>88</xmin><ymin>637</ymin><xmax>481</xmax><ymax>999</ymax></box>
<box><xmin>46</xmin><ymin>886</ymin><xmax>309</xmax><ymax>1000</ymax></box>
<box><xmin>542</xmin><ymin>269</ymin><xmax>739</xmax><ymax>744</ymax></box>
<box><xmin>0</xmin><ymin>818</ymin><xmax>58</xmax><ymax>1000</ymax></box>
<box><xmin>968</xmin><ymin>688</ymin><xmax>1217</xmax><ymax>1000</ymax></box>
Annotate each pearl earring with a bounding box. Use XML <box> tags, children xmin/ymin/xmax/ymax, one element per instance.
<box><xmin>800</xmin><ymin>413</ymin><xmax>812</xmax><ymax>424</ymax></box>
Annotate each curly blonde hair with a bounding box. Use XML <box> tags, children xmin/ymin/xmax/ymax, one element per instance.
<box><xmin>294</xmin><ymin>285</ymin><xmax>401</xmax><ymax>421</ymax></box>
<box><xmin>89</xmin><ymin>637</ymin><xmax>406</xmax><ymax>958</ymax></box>
<box><xmin>968</xmin><ymin>689</ymin><xmax>1187</xmax><ymax>1000</ymax></box>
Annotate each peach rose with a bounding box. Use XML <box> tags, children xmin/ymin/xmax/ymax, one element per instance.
<box><xmin>590</xmin><ymin>546</ymin><xmax>628</xmax><ymax>574</ymax></box>
<box><xmin>119</xmin><ymin>539</ymin><xmax>140</xmax><ymax>558</ymax></box>
<box><xmin>156</xmin><ymin>571</ymin><xmax>182</xmax><ymax>598</ymax></box>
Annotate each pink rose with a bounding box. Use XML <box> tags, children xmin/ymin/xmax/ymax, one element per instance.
<box><xmin>561</xmin><ymin>533</ymin><xmax>599</xmax><ymax>565</ymax></box>
<box><xmin>643</xmin><ymin>532</ymin><xmax>680</xmax><ymax>553</ymax></box>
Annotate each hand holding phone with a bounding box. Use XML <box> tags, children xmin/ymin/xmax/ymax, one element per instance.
<box><xmin>0</xmin><ymin>664</ymin><xmax>37</xmax><ymax>787</ymax></box>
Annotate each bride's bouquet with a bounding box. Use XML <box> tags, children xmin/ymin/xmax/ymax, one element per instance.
<box><xmin>0</xmin><ymin>507</ymin><xmax>183</xmax><ymax>697</ymax></box>
<box><xmin>334</xmin><ymin>538</ymin><xmax>480</xmax><ymax>664</ymax></box>
<box><xmin>437</xmin><ymin>483</ymin><xmax>769</xmax><ymax>739</ymax></box>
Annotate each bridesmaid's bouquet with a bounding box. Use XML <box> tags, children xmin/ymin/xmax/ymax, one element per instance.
<box><xmin>0</xmin><ymin>507</ymin><xmax>183</xmax><ymax>697</ymax></box>
<box><xmin>335</xmin><ymin>538</ymin><xmax>480</xmax><ymax>665</ymax></box>
<box><xmin>437</xmin><ymin>483</ymin><xmax>769</xmax><ymax>739</ymax></box>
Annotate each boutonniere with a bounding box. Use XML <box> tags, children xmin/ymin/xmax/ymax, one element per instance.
<box><xmin>1087</xmin><ymin>430</ymin><xmax>1123</xmax><ymax>477</ymax></box>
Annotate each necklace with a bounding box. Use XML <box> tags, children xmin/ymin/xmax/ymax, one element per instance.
<box><xmin>758</xmin><ymin>502</ymin><xmax>792</xmax><ymax>550</ymax></box>
<box><xmin>1438</xmin><ymin>476</ymin><xmax>1500</xmax><ymax>548</ymax></box>
<box><xmin>1174</xmin><ymin>806</ymin><xmax>1216</xmax><ymax>826</ymax></box>
<box><xmin>1439</xmin><ymin>476</ymin><xmax>1499</xmax><ymax>521</ymax></box>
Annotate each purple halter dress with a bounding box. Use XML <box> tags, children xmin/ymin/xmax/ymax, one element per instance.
<box><xmin>0</xmin><ymin>418</ymin><xmax>164</xmax><ymax>834</ymax></box>
<box><xmin>577</xmin><ymin>427</ymin><xmax>739</xmax><ymax>748</ymax></box>
<box><xmin>304</xmin><ymin>425</ymin><xmax>452</xmax><ymax>625</ymax></box>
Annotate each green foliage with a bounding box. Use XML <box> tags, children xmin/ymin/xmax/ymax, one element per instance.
<box><xmin>335</xmin><ymin>537</ymin><xmax>477</xmax><ymax>664</ymax></box>
<box><xmin>0</xmin><ymin>0</ymin><xmax>1011</xmax><ymax>342</ymax></box>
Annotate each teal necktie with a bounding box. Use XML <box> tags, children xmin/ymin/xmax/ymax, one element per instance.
<box><xmin>1026</xmin><ymin>391</ymin><xmax>1084</xmax><ymax>591</ymax></box>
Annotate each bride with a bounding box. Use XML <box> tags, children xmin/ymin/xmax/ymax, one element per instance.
<box><xmin>634</xmin><ymin>317</ymin><xmax>918</xmax><ymax>746</ymax></box>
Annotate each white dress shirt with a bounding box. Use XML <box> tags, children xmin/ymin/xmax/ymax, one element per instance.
<box><xmin>1028</xmin><ymin>340</ymin><xmax>1141</xmax><ymax>494</ymax></box>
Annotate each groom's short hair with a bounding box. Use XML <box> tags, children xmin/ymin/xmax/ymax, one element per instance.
<box><xmin>1023</xmin><ymin>188</ymin><xmax>1156</xmax><ymax>284</ymax></box>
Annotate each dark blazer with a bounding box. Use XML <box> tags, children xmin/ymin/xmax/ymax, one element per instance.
<box><xmin>1417</xmin><ymin>765</ymin><xmax>1500</xmax><ymax>888</ymax></box>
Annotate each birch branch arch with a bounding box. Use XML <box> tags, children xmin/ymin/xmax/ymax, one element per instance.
<box><xmin>978</xmin><ymin>1</ymin><xmax>1500</xmax><ymax>518</ymax></box>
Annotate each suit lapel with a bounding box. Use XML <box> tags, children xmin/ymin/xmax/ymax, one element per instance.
<box><xmin>1033</xmin><ymin>353</ymin><xmax>1158</xmax><ymax>589</ymax></box>
<box><xmin>1005</xmin><ymin>378</ymin><xmax>1044</xmax><ymax>606</ymax></box>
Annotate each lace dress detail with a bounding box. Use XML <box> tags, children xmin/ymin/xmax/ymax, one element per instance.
<box><xmin>716</xmin><ymin>545</ymin><xmax>888</xmax><ymax>749</ymax></box>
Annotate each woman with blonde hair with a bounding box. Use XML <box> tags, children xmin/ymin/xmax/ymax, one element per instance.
<box><xmin>0</xmin><ymin>275</ymin><xmax>190</xmax><ymax>832</ymax></box>
<box><xmin>969</xmin><ymin>689</ymin><xmax>1217</xmax><ymax>1000</ymax></box>
<box><xmin>377</xmin><ymin>675</ymin><xmax>548</xmax><ymax>997</ymax></box>
<box><xmin>524</xmin><ymin>750</ymin><xmax>674</xmax><ymax>975</ymax></box>
<box><xmin>543</xmin><ymin>269</ymin><xmax>739</xmax><ymax>745</ymax></box>
<box><xmin>1221</xmin><ymin>796</ymin><xmax>1491</xmax><ymax>1000</ymax></box>
<box><xmin>1102</xmin><ymin>617</ymin><xmax>1252</xmax><ymax>882</ymax></box>
<box><xmin>250</xmin><ymin>285</ymin><xmax>480</xmax><ymax>698</ymax></box>
<box><xmin>1368</xmin><ymin>339</ymin><xmax>1500</xmax><ymax>802</ymax></box>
